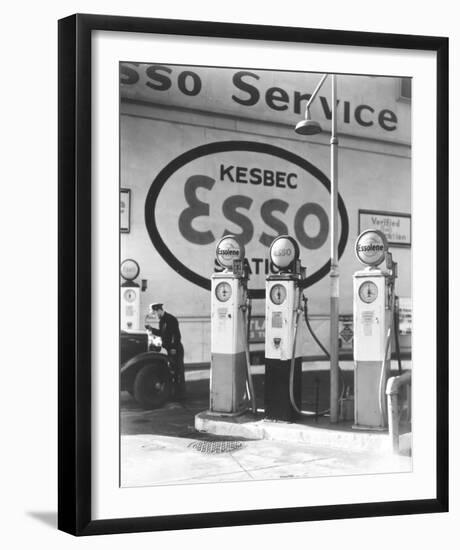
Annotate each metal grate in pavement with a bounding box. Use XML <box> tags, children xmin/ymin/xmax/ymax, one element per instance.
<box><xmin>188</xmin><ymin>440</ymin><xmax>244</xmax><ymax>454</ymax></box>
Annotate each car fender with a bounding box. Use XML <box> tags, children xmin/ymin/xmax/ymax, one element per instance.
<box><xmin>120</xmin><ymin>352</ymin><xmax>170</xmax><ymax>391</ymax></box>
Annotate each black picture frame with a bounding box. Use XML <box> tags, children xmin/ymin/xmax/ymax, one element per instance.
<box><xmin>58</xmin><ymin>13</ymin><xmax>449</xmax><ymax>536</ymax></box>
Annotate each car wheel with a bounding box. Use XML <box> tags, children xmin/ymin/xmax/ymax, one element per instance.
<box><xmin>133</xmin><ymin>363</ymin><xmax>172</xmax><ymax>409</ymax></box>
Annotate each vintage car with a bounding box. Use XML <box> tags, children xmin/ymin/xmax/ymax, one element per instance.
<box><xmin>120</xmin><ymin>329</ymin><xmax>174</xmax><ymax>409</ymax></box>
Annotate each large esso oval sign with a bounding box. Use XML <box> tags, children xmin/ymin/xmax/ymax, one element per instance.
<box><xmin>215</xmin><ymin>235</ymin><xmax>245</xmax><ymax>269</ymax></box>
<box><xmin>145</xmin><ymin>141</ymin><xmax>349</xmax><ymax>296</ymax></box>
<box><xmin>355</xmin><ymin>229</ymin><xmax>388</xmax><ymax>266</ymax></box>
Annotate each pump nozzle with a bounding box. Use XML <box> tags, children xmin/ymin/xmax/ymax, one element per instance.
<box><xmin>385</xmin><ymin>251</ymin><xmax>392</xmax><ymax>269</ymax></box>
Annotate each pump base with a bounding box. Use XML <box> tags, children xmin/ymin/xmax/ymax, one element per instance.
<box><xmin>205</xmin><ymin>408</ymin><xmax>249</xmax><ymax>418</ymax></box>
<box><xmin>352</xmin><ymin>424</ymin><xmax>387</xmax><ymax>432</ymax></box>
<box><xmin>264</xmin><ymin>358</ymin><xmax>302</xmax><ymax>422</ymax></box>
<box><xmin>354</xmin><ymin>359</ymin><xmax>390</xmax><ymax>430</ymax></box>
<box><xmin>210</xmin><ymin>351</ymin><xmax>247</xmax><ymax>414</ymax></box>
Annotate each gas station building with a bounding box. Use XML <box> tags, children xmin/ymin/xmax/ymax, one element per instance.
<box><xmin>120</xmin><ymin>64</ymin><xmax>412</xmax><ymax>365</ymax></box>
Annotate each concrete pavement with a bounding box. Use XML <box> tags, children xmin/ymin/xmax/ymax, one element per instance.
<box><xmin>120</xmin><ymin>360</ymin><xmax>412</xmax><ymax>487</ymax></box>
<box><xmin>121</xmin><ymin>428</ymin><xmax>410</xmax><ymax>487</ymax></box>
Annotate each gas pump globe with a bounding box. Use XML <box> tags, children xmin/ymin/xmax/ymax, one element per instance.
<box><xmin>353</xmin><ymin>230</ymin><xmax>397</xmax><ymax>430</ymax></box>
<box><xmin>264</xmin><ymin>236</ymin><xmax>305</xmax><ymax>421</ymax></box>
<box><xmin>209</xmin><ymin>235</ymin><xmax>254</xmax><ymax>415</ymax></box>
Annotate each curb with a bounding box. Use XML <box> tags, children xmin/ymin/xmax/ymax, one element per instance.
<box><xmin>195</xmin><ymin>411</ymin><xmax>396</xmax><ymax>454</ymax></box>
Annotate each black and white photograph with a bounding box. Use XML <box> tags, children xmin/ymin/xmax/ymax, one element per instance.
<box><xmin>119</xmin><ymin>63</ymin><xmax>413</xmax><ymax>488</ymax></box>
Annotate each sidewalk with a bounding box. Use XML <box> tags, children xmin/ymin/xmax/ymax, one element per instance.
<box><xmin>121</xmin><ymin>424</ymin><xmax>411</xmax><ymax>487</ymax></box>
<box><xmin>120</xmin><ymin>359</ymin><xmax>412</xmax><ymax>488</ymax></box>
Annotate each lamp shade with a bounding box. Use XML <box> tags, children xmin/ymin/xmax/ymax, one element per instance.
<box><xmin>294</xmin><ymin>117</ymin><xmax>322</xmax><ymax>135</ymax></box>
<box><xmin>295</xmin><ymin>106</ymin><xmax>322</xmax><ymax>135</ymax></box>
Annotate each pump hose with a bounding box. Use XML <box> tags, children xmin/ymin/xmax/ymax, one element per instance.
<box><xmin>379</xmin><ymin>327</ymin><xmax>391</xmax><ymax>425</ymax></box>
<box><xmin>378</xmin><ymin>287</ymin><xmax>396</xmax><ymax>425</ymax></box>
<box><xmin>288</xmin><ymin>295</ymin><xmax>340</xmax><ymax>417</ymax></box>
<box><xmin>288</xmin><ymin>306</ymin><xmax>312</xmax><ymax>416</ymax></box>
<box><xmin>303</xmin><ymin>297</ymin><xmax>331</xmax><ymax>359</ymax></box>
<box><xmin>241</xmin><ymin>299</ymin><xmax>257</xmax><ymax>414</ymax></box>
<box><xmin>302</xmin><ymin>296</ymin><xmax>346</xmax><ymax>403</ymax></box>
<box><xmin>394</xmin><ymin>300</ymin><xmax>402</xmax><ymax>375</ymax></box>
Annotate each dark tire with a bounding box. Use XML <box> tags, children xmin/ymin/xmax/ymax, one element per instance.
<box><xmin>133</xmin><ymin>363</ymin><xmax>172</xmax><ymax>409</ymax></box>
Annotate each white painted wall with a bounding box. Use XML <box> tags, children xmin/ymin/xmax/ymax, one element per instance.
<box><xmin>120</xmin><ymin>71</ymin><xmax>411</xmax><ymax>363</ymax></box>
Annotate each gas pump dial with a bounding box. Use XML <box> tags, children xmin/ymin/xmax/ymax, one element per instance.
<box><xmin>123</xmin><ymin>288</ymin><xmax>137</xmax><ymax>303</ymax></box>
<box><xmin>358</xmin><ymin>281</ymin><xmax>378</xmax><ymax>304</ymax></box>
<box><xmin>215</xmin><ymin>281</ymin><xmax>232</xmax><ymax>302</ymax></box>
<box><xmin>270</xmin><ymin>284</ymin><xmax>287</xmax><ymax>305</ymax></box>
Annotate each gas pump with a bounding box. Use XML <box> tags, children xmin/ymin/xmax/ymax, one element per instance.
<box><xmin>264</xmin><ymin>236</ymin><xmax>306</xmax><ymax>421</ymax></box>
<box><xmin>353</xmin><ymin>230</ymin><xmax>398</xmax><ymax>430</ymax></box>
<box><xmin>121</xmin><ymin>258</ymin><xmax>142</xmax><ymax>330</ymax></box>
<box><xmin>209</xmin><ymin>235</ymin><xmax>256</xmax><ymax>415</ymax></box>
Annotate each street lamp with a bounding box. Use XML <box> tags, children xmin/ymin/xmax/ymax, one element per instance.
<box><xmin>295</xmin><ymin>106</ymin><xmax>322</xmax><ymax>136</ymax></box>
<box><xmin>295</xmin><ymin>73</ymin><xmax>340</xmax><ymax>424</ymax></box>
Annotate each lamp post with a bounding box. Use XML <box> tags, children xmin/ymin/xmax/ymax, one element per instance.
<box><xmin>295</xmin><ymin>73</ymin><xmax>340</xmax><ymax>424</ymax></box>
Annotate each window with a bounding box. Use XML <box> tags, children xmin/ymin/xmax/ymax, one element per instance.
<box><xmin>399</xmin><ymin>78</ymin><xmax>412</xmax><ymax>102</ymax></box>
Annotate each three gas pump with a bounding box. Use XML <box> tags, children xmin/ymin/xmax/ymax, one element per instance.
<box><xmin>207</xmin><ymin>230</ymin><xmax>400</xmax><ymax>431</ymax></box>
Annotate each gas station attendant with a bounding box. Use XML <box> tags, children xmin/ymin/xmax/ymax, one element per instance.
<box><xmin>146</xmin><ymin>303</ymin><xmax>186</xmax><ymax>401</ymax></box>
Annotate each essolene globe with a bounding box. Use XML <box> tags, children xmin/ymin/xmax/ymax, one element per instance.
<box><xmin>215</xmin><ymin>235</ymin><xmax>245</xmax><ymax>269</ymax></box>
<box><xmin>355</xmin><ymin>229</ymin><xmax>389</xmax><ymax>266</ymax></box>
<box><xmin>269</xmin><ymin>235</ymin><xmax>300</xmax><ymax>270</ymax></box>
